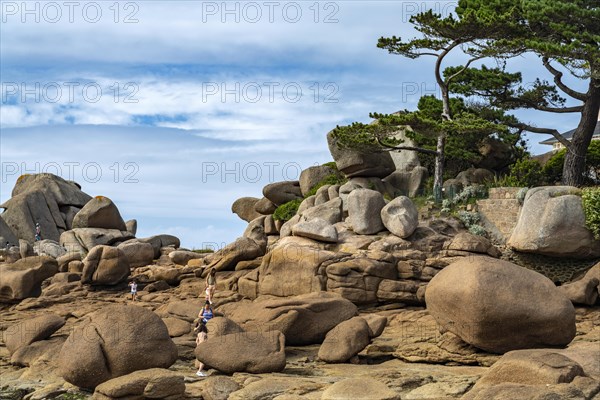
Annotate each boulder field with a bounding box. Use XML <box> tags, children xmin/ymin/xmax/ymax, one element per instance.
<box><xmin>1</xmin><ymin>160</ymin><xmax>599</xmax><ymax>399</ymax></box>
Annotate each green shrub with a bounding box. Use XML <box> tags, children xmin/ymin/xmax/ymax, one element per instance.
<box><xmin>322</xmin><ymin>161</ymin><xmax>338</xmax><ymax>170</ymax></box>
<box><xmin>543</xmin><ymin>141</ymin><xmax>600</xmax><ymax>184</ymax></box>
<box><xmin>273</xmin><ymin>198</ymin><xmax>303</xmax><ymax>222</ymax></box>
<box><xmin>582</xmin><ymin>187</ymin><xmax>600</xmax><ymax>240</ymax></box>
<box><xmin>497</xmin><ymin>158</ymin><xmax>545</xmax><ymax>187</ymax></box>
<box><xmin>191</xmin><ymin>248</ymin><xmax>214</xmax><ymax>254</ymax></box>
<box><xmin>305</xmin><ymin>174</ymin><xmax>347</xmax><ymax>197</ymax></box>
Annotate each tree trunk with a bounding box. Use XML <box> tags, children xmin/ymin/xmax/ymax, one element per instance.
<box><xmin>433</xmin><ymin>133</ymin><xmax>446</xmax><ymax>192</ymax></box>
<box><xmin>563</xmin><ymin>78</ymin><xmax>600</xmax><ymax>187</ymax></box>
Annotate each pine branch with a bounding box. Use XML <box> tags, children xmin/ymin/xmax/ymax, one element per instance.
<box><xmin>542</xmin><ymin>57</ymin><xmax>588</xmax><ymax>101</ymax></box>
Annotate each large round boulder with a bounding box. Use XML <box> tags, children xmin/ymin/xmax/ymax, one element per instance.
<box><xmin>58</xmin><ymin>304</ymin><xmax>178</xmax><ymax>389</ymax></box>
<box><xmin>507</xmin><ymin>186</ymin><xmax>600</xmax><ymax>258</ymax></box>
<box><xmin>327</xmin><ymin>130</ymin><xmax>395</xmax><ymax>178</ymax></box>
<box><xmin>72</xmin><ymin>196</ymin><xmax>127</xmax><ymax>231</ymax></box>
<box><xmin>195</xmin><ymin>330</ymin><xmax>286</xmax><ymax>374</ymax></box>
<box><xmin>117</xmin><ymin>240</ymin><xmax>155</xmax><ymax>268</ymax></box>
<box><xmin>380</xmin><ymin>196</ymin><xmax>418</xmax><ymax>238</ymax></box>
<box><xmin>81</xmin><ymin>245</ymin><xmax>130</xmax><ymax>285</ymax></box>
<box><xmin>93</xmin><ymin>369</ymin><xmax>185</xmax><ymax>400</ymax></box>
<box><xmin>347</xmin><ymin>189</ymin><xmax>386</xmax><ymax>235</ymax></box>
<box><xmin>0</xmin><ymin>256</ymin><xmax>58</xmax><ymax>302</ymax></box>
<box><xmin>299</xmin><ymin>165</ymin><xmax>338</xmax><ymax>196</ymax></box>
<box><xmin>425</xmin><ymin>256</ymin><xmax>576</xmax><ymax>354</ymax></box>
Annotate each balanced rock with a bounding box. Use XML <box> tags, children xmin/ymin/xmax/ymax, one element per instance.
<box><xmin>263</xmin><ymin>181</ymin><xmax>302</xmax><ymax>206</ymax></box>
<box><xmin>195</xmin><ymin>330</ymin><xmax>286</xmax><ymax>374</ymax></box>
<box><xmin>92</xmin><ymin>368</ymin><xmax>185</xmax><ymax>400</ymax></box>
<box><xmin>58</xmin><ymin>304</ymin><xmax>178</xmax><ymax>389</ymax></box>
<box><xmin>380</xmin><ymin>196</ymin><xmax>418</xmax><ymax>238</ymax></box>
<box><xmin>347</xmin><ymin>189</ymin><xmax>386</xmax><ymax>235</ymax></box>
<box><xmin>318</xmin><ymin>317</ymin><xmax>371</xmax><ymax>363</ymax></box>
<box><xmin>117</xmin><ymin>241</ymin><xmax>154</xmax><ymax>268</ymax></box>
<box><xmin>508</xmin><ymin>186</ymin><xmax>600</xmax><ymax>258</ymax></box>
<box><xmin>327</xmin><ymin>130</ymin><xmax>395</xmax><ymax>178</ymax></box>
<box><xmin>0</xmin><ymin>256</ymin><xmax>58</xmax><ymax>302</ymax></box>
<box><xmin>425</xmin><ymin>256</ymin><xmax>576</xmax><ymax>353</ymax></box>
<box><xmin>254</xmin><ymin>197</ymin><xmax>277</xmax><ymax>215</ymax></box>
<box><xmin>81</xmin><ymin>245</ymin><xmax>130</xmax><ymax>286</ymax></box>
<box><xmin>139</xmin><ymin>234</ymin><xmax>180</xmax><ymax>258</ymax></box>
<box><xmin>231</xmin><ymin>196</ymin><xmax>262</xmax><ymax>222</ymax></box>
<box><xmin>125</xmin><ymin>219</ymin><xmax>137</xmax><ymax>235</ymax></box>
<box><xmin>5</xmin><ymin>314</ymin><xmax>65</xmax><ymax>355</ymax></box>
<box><xmin>72</xmin><ymin>196</ymin><xmax>127</xmax><ymax>231</ymax></box>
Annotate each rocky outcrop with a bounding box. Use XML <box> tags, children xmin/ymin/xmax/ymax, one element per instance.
<box><xmin>218</xmin><ymin>292</ymin><xmax>358</xmax><ymax>345</ymax></box>
<box><xmin>117</xmin><ymin>240</ymin><xmax>154</xmax><ymax>268</ymax></box>
<box><xmin>81</xmin><ymin>245</ymin><xmax>130</xmax><ymax>286</ymax></box>
<box><xmin>321</xmin><ymin>378</ymin><xmax>400</xmax><ymax>400</ymax></box>
<box><xmin>0</xmin><ymin>174</ymin><xmax>91</xmax><ymax>242</ymax></box>
<box><xmin>0</xmin><ymin>256</ymin><xmax>59</xmax><ymax>302</ymax></box>
<box><xmin>139</xmin><ymin>234</ymin><xmax>180</xmax><ymax>258</ymax></box>
<box><xmin>0</xmin><ymin>216</ymin><xmax>18</xmax><ymax>247</ymax></box>
<box><xmin>508</xmin><ymin>186</ymin><xmax>600</xmax><ymax>258</ymax></box>
<box><xmin>4</xmin><ymin>314</ymin><xmax>65</xmax><ymax>355</ymax></box>
<box><xmin>92</xmin><ymin>369</ymin><xmax>185</xmax><ymax>400</ymax></box>
<box><xmin>58</xmin><ymin>305</ymin><xmax>178</xmax><ymax>389</ymax></box>
<box><xmin>292</xmin><ymin>218</ymin><xmax>338</xmax><ymax>243</ymax></box>
<box><xmin>195</xmin><ymin>330</ymin><xmax>286</xmax><ymax>374</ymax></box>
<box><xmin>383</xmin><ymin>166</ymin><xmax>428</xmax><ymax>198</ymax></box>
<box><xmin>426</xmin><ymin>256</ymin><xmax>576</xmax><ymax>353</ymax></box>
<box><xmin>202</xmin><ymin>237</ymin><xmax>264</xmax><ymax>273</ymax></box>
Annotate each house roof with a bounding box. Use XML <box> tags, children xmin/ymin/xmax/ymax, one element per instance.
<box><xmin>540</xmin><ymin>120</ymin><xmax>600</xmax><ymax>145</ymax></box>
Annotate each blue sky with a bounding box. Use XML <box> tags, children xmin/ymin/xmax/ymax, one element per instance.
<box><xmin>0</xmin><ymin>1</ymin><xmax>588</xmax><ymax>248</ymax></box>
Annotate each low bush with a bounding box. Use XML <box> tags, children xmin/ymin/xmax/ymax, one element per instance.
<box><xmin>273</xmin><ymin>198</ymin><xmax>303</xmax><ymax>222</ymax></box>
<box><xmin>582</xmin><ymin>187</ymin><xmax>600</xmax><ymax>240</ymax></box>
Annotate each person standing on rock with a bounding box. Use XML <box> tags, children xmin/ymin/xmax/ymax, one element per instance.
<box><xmin>34</xmin><ymin>222</ymin><xmax>41</xmax><ymax>241</ymax></box>
<box><xmin>205</xmin><ymin>268</ymin><xmax>217</xmax><ymax>304</ymax></box>
<box><xmin>194</xmin><ymin>321</ymin><xmax>209</xmax><ymax>377</ymax></box>
<box><xmin>199</xmin><ymin>301</ymin><xmax>214</xmax><ymax>324</ymax></box>
<box><xmin>129</xmin><ymin>280</ymin><xmax>138</xmax><ymax>301</ymax></box>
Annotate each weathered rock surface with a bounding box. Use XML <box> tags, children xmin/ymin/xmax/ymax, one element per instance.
<box><xmin>117</xmin><ymin>240</ymin><xmax>155</xmax><ymax>268</ymax></box>
<box><xmin>383</xmin><ymin>166</ymin><xmax>429</xmax><ymax>198</ymax></box>
<box><xmin>300</xmin><ymin>197</ymin><xmax>343</xmax><ymax>225</ymax></box>
<box><xmin>219</xmin><ymin>292</ymin><xmax>358</xmax><ymax>345</ymax></box>
<box><xmin>559</xmin><ymin>263</ymin><xmax>600</xmax><ymax>305</ymax></box>
<box><xmin>318</xmin><ymin>317</ymin><xmax>371</xmax><ymax>363</ymax></box>
<box><xmin>327</xmin><ymin>130</ymin><xmax>395</xmax><ymax>178</ymax></box>
<box><xmin>81</xmin><ymin>245</ymin><xmax>130</xmax><ymax>286</ymax></box>
<box><xmin>72</xmin><ymin>196</ymin><xmax>127</xmax><ymax>231</ymax></box>
<box><xmin>426</xmin><ymin>256</ymin><xmax>576</xmax><ymax>353</ymax></box>
<box><xmin>263</xmin><ymin>181</ymin><xmax>303</xmax><ymax>206</ymax></box>
<box><xmin>381</xmin><ymin>196</ymin><xmax>418</xmax><ymax>238</ymax></box>
<box><xmin>292</xmin><ymin>218</ymin><xmax>338</xmax><ymax>243</ymax></box>
<box><xmin>0</xmin><ymin>173</ymin><xmax>91</xmax><ymax>242</ymax></box>
<box><xmin>231</xmin><ymin>196</ymin><xmax>262</xmax><ymax>222</ymax></box>
<box><xmin>299</xmin><ymin>165</ymin><xmax>338</xmax><ymax>196</ymax></box>
<box><xmin>203</xmin><ymin>237</ymin><xmax>264</xmax><ymax>273</ymax></box>
<box><xmin>195</xmin><ymin>330</ymin><xmax>286</xmax><ymax>374</ymax></box>
<box><xmin>0</xmin><ymin>256</ymin><xmax>59</xmax><ymax>302</ymax></box>
<box><xmin>139</xmin><ymin>234</ymin><xmax>181</xmax><ymax>258</ymax></box>
<box><xmin>508</xmin><ymin>186</ymin><xmax>600</xmax><ymax>258</ymax></box>
<box><xmin>347</xmin><ymin>189</ymin><xmax>386</xmax><ymax>235</ymax></box>
<box><xmin>58</xmin><ymin>304</ymin><xmax>178</xmax><ymax>389</ymax></box>
<box><xmin>168</xmin><ymin>249</ymin><xmax>205</xmax><ymax>266</ymax></box>
<box><xmin>4</xmin><ymin>314</ymin><xmax>66</xmax><ymax>354</ymax></box>
<box><xmin>322</xmin><ymin>378</ymin><xmax>400</xmax><ymax>400</ymax></box>
<box><xmin>92</xmin><ymin>368</ymin><xmax>185</xmax><ymax>400</ymax></box>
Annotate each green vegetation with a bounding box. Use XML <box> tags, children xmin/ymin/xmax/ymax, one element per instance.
<box><xmin>55</xmin><ymin>393</ymin><xmax>90</xmax><ymax>400</ymax></box>
<box><xmin>441</xmin><ymin>185</ymin><xmax>487</xmax><ymax>212</ymax></box>
<box><xmin>305</xmin><ymin>174</ymin><xmax>347</xmax><ymax>197</ymax></box>
<box><xmin>322</xmin><ymin>161</ymin><xmax>338</xmax><ymax>170</ymax></box>
<box><xmin>543</xmin><ymin>141</ymin><xmax>600</xmax><ymax>185</ymax></box>
<box><xmin>273</xmin><ymin>198</ymin><xmax>303</xmax><ymax>222</ymax></box>
<box><xmin>582</xmin><ymin>187</ymin><xmax>600</xmax><ymax>240</ymax></box>
<box><xmin>457</xmin><ymin>210</ymin><xmax>487</xmax><ymax>237</ymax></box>
<box><xmin>493</xmin><ymin>158</ymin><xmax>546</xmax><ymax>188</ymax></box>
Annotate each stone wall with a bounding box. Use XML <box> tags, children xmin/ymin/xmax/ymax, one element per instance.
<box><xmin>477</xmin><ymin>187</ymin><xmax>523</xmax><ymax>244</ymax></box>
